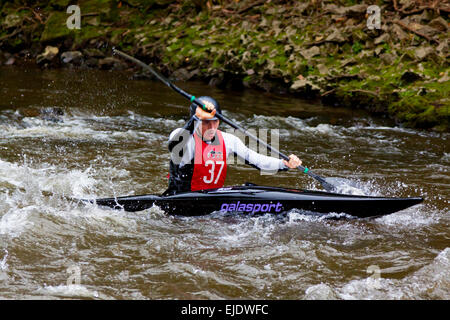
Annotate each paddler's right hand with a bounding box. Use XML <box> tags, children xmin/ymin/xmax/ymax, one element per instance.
<box><xmin>195</xmin><ymin>101</ymin><xmax>216</xmax><ymax>120</ymax></box>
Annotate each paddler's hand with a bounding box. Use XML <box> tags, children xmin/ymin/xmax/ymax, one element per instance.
<box><xmin>283</xmin><ymin>154</ymin><xmax>302</xmax><ymax>169</ymax></box>
<box><xmin>195</xmin><ymin>101</ymin><xmax>216</xmax><ymax>120</ymax></box>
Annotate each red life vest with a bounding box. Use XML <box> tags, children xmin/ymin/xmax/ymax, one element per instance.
<box><xmin>191</xmin><ymin>130</ymin><xmax>227</xmax><ymax>191</ymax></box>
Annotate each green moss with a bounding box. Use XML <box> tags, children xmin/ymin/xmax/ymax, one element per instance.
<box><xmin>389</xmin><ymin>94</ymin><xmax>444</xmax><ymax>129</ymax></box>
<box><xmin>81</xmin><ymin>0</ymin><xmax>119</xmax><ymax>21</ymax></box>
<box><xmin>40</xmin><ymin>12</ymin><xmax>76</xmax><ymax>42</ymax></box>
<box><xmin>352</xmin><ymin>41</ymin><xmax>363</xmax><ymax>54</ymax></box>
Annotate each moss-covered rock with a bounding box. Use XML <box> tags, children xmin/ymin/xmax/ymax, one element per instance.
<box><xmin>40</xmin><ymin>12</ymin><xmax>74</xmax><ymax>43</ymax></box>
<box><xmin>0</xmin><ymin>0</ymin><xmax>448</xmax><ymax>131</ymax></box>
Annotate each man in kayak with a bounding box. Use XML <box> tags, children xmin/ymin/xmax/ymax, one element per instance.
<box><xmin>165</xmin><ymin>96</ymin><xmax>302</xmax><ymax>195</ymax></box>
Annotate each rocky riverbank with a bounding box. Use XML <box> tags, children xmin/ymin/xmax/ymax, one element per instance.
<box><xmin>1</xmin><ymin>0</ymin><xmax>449</xmax><ymax>131</ymax></box>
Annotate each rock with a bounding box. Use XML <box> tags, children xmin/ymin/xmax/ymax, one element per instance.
<box><xmin>438</xmin><ymin>71</ymin><xmax>449</xmax><ymax>83</ymax></box>
<box><xmin>414</xmin><ymin>47</ymin><xmax>435</xmax><ymax>61</ymax></box>
<box><xmin>323</xmin><ymin>4</ymin><xmax>366</xmax><ymax>16</ymax></box>
<box><xmin>380</xmin><ymin>53</ymin><xmax>397</xmax><ymax>65</ymax></box>
<box><xmin>85</xmin><ymin>57</ymin><xmax>99</xmax><ymax>68</ymax></box>
<box><xmin>401</xmin><ymin>70</ymin><xmax>423</xmax><ymax>83</ymax></box>
<box><xmin>345</xmin><ymin>18</ymin><xmax>357</xmax><ymax>26</ymax></box>
<box><xmin>86</xmin><ymin>16</ymin><xmax>100</xmax><ymax>26</ymax></box>
<box><xmin>40</xmin><ymin>107</ymin><xmax>64</xmax><ymax>123</ymax></box>
<box><xmin>172</xmin><ymin>68</ymin><xmax>191</xmax><ymax>81</ymax></box>
<box><xmin>192</xmin><ymin>39</ymin><xmax>206</xmax><ymax>46</ymax></box>
<box><xmin>246</xmin><ymin>69</ymin><xmax>255</xmax><ymax>76</ymax></box>
<box><xmin>269</xmin><ymin>49</ymin><xmax>278</xmax><ymax>58</ymax></box>
<box><xmin>208</xmin><ymin>76</ymin><xmax>224</xmax><ymax>87</ymax></box>
<box><xmin>417</xmin><ymin>87</ymin><xmax>428</xmax><ymax>96</ymax></box>
<box><xmin>317</xmin><ymin>64</ymin><xmax>328</xmax><ymax>75</ymax></box>
<box><xmin>241</xmin><ymin>51</ymin><xmax>252</xmax><ymax>64</ymax></box>
<box><xmin>374</xmin><ymin>33</ymin><xmax>390</xmax><ymax>45</ymax></box>
<box><xmin>410</xmin><ymin>9</ymin><xmax>434</xmax><ymax>23</ymax></box>
<box><xmin>2</xmin><ymin>14</ymin><xmax>21</xmax><ymax>29</ymax></box>
<box><xmin>61</xmin><ymin>51</ymin><xmax>83</xmax><ymax>64</ymax></box>
<box><xmin>83</xmin><ymin>48</ymin><xmax>105</xmax><ymax>58</ymax></box>
<box><xmin>358</xmin><ymin>50</ymin><xmax>372</xmax><ymax>59</ymax></box>
<box><xmin>325</xmin><ymin>29</ymin><xmax>347</xmax><ymax>43</ymax></box>
<box><xmin>436</xmin><ymin>39</ymin><xmax>448</xmax><ymax>57</ymax></box>
<box><xmin>172</xmin><ymin>68</ymin><xmax>201</xmax><ymax>81</ymax></box>
<box><xmin>4</xmin><ymin>57</ymin><xmax>15</xmax><ymax>65</ymax></box>
<box><xmin>284</xmin><ymin>45</ymin><xmax>293</xmax><ymax>55</ymax></box>
<box><xmin>188</xmin><ymin>69</ymin><xmax>200</xmax><ymax>80</ymax></box>
<box><xmin>299</xmin><ymin>46</ymin><xmax>320</xmax><ymax>60</ymax></box>
<box><xmin>294</xmin><ymin>2</ymin><xmax>309</xmax><ymax>14</ymax></box>
<box><xmin>36</xmin><ymin>46</ymin><xmax>59</xmax><ymax>64</ymax></box>
<box><xmin>374</xmin><ymin>46</ymin><xmax>384</xmax><ymax>56</ymax></box>
<box><xmin>399</xmin><ymin>0</ymin><xmax>416</xmax><ymax>12</ymax></box>
<box><xmin>261</xmin><ymin>46</ymin><xmax>270</xmax><ymax>54</ymax></box>
<box><xmin>428</xmin><ymin>17</ymin><xmax>449</xmax><ymax>32</ymax></box>
<box><xmin>391</xmin><ymin>24</ymin><xmax>410</xmax><ymax>42</ymax></box>
<box><xmin>323</xmin><ymin>4</ymin><xmax>341</xmax><ymax>14</ymax></box>
<box><xmin>417</xmin><ymin>25</ymin><xmax>441</xmax><ymax>38</ymax></box>
<box><xmin>98</xmin><ymin>57</ymin><xmax>127</xmax><ymax>70</ymax></box>
<box><xmin>341</xmin><ymin>58</ymin><xmax>357</xmax><ymax>67</ymax></box>
<box><xmin>290</xmin><ymin>78</ymin><xmax>321</xmax><ymax>96</ymax></box>
<box><xmin>368</xmin><ymin>75</ymin><xmax>381</xmax><ymax>82</ymax></box>
<box><xmin>342</xmin><ymin>4</ymin><xmax>367</xmax><ymax>16</ymax></box>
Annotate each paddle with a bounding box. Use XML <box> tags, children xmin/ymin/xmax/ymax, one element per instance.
<box><xmin>112</xmin><ymin>48</ymin><xmax>337</xmax><ymax>192</ymax></box>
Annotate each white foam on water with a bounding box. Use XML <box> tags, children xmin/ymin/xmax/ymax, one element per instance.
<box><xmin>286</xmin><ymin>210</ymin><xmax>354</xmax><ymax>223</ymax></box>
<box><xmin>0</xmin><ymin>206</ymin><xmax>35</xmax><ymax>238</ymax></box>
<box><xmin>336</xmin><ymin>247</ymin><xmax>450</xmax><ymax>300</ymax></box>
<box><xmin>0</xmin><ymin>156</ymin><xmax>141</xmax><ymax>239</ymax></box>
<box><xmin>304</xmin><ymin>283</ymin><xmax>338</xmax><ymax>300</ymax></box>
<box><xmin>36</xmin><ymin>284</ymin><xmax>104</xmax><ymax>299</ymax></box>
<box><xmin>442</xmin><ymin>153</ymin><xmax>450</xmax><ymax>162</ymax></box>
<box><xmin>216</xmin><ymin>214</ymin><xmax>278</xmax><ymax>247</ymax></box>
<box><xmin>0</xmin><ymin>111</ymin><xmax>165</xmax><ymax>143</ymax></box>
<box><xmin>0</xmin><ymin>250</ymin><xmax>8</xmax><ymax>271</ymax></box>
<box><xmin>250</xmin><ymin>115</ymin><xmax>343</xmax><ymax>138</ymax></box>
<box><xmin>374</xmin><ymin>205</ymin><xmax>436</xmax><ymax>229</ymax></box>
<box><xmin>1</xmin><ymin>118</ymin><xmax>109</xmax><ymax>141</ymax></box>
<box><xmin>0</xmin><ymin>158</ymin><xmax>97</xmax><ymax>198</ymax></box>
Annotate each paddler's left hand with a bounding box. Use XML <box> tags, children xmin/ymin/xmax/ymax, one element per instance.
<box><xmin>283</xmin><ymin>154</ymin><xmax>302</xmax><ymax>169</ymax></box>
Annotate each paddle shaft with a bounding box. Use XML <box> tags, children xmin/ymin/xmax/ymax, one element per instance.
<box><xmin>113</xmin><ymin>49</ymin><xmax>335</xmax><ymax>191</ymax></box>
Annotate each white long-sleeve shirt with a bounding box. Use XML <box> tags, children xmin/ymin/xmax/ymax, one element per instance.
<box><xmin>169</xmin><ymin>127</ymin><xmax>287</xmax><ymax>172</ymax></box>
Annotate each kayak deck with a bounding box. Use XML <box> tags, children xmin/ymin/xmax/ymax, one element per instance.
<box><xmin>86</xmin><ymin>184</ymin><xmax>424</xmax><ymax>218</ymax></box>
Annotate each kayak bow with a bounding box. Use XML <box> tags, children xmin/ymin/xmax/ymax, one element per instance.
<box><xmin>84</xmin><ymin>184</ymin><xmax>423</xmax><ymax>218</ymax></box>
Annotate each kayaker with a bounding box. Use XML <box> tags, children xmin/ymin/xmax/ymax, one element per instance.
<box><xmin>164</xmin><ymin>96</ymin><xmax>302</xmax><ymax>195</ymax></box>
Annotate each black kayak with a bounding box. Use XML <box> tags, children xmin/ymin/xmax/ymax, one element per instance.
<box><xmin>85</xmin><ymin>184</ymin><xmax>423</xmax><ymax>218</ymax></box>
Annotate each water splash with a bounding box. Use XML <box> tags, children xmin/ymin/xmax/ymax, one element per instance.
<box><xmin>0</xmin><ymin>249</ymin><xmax>8</xmax><ymax>270</ymax></box>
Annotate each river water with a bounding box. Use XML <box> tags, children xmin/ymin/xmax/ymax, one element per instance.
<box><xmin>0</xmin><ymin>66</ymin><xmax>448</xmax><ymax>299</ymax></box>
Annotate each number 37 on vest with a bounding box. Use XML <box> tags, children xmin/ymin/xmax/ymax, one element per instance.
<box><xmin>191</xmin><ymin>131</ymin><xmax>227</xmax><ymax>191</ymax></box>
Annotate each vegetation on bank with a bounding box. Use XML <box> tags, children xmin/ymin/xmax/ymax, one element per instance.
<box><xmin>0</xmin><ymin>0</ymin><xmax>448</xmax><ymax>131</ymax></box>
